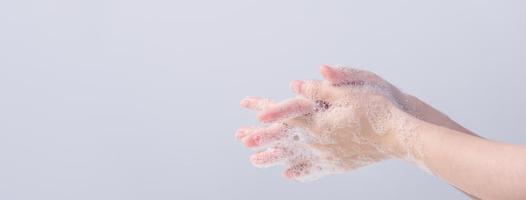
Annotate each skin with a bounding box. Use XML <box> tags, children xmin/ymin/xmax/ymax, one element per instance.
<box><xmin>236</xmin><ymin>65</ymin><xmax>526</xmax><ymax>199</ymax></box>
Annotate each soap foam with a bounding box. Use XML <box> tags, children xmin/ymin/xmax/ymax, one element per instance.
<box><xmin>248</xmin><ymin>65</ymin><xmax>427</xmax><ymax>181</ymax></box>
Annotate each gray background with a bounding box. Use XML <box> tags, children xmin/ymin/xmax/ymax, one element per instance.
<box><xmin>1</xmin><ymin>0</ymin><xmax>525</xmax><ymax>199</ymax></box>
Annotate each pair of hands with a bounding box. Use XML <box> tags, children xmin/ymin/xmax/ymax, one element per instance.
<box><xmin>236</xmin><ymin>65</ymin><xmax>454</xmax><ymax>181</ymax></box>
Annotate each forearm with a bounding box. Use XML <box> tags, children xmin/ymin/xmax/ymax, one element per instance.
<box><xmin>411</xmin><ymin>121</ymin><xmax>526</xmax><ymax>200</ymax></box>
<box><xmin>399</xmin><ymin>94</ymin><xmax>482</xmax><ymax>199</ymax></box>
<box><xmin>403</xmin><ymin>94</ymin><xmax>477</xmax><ymax>136</ymax></box>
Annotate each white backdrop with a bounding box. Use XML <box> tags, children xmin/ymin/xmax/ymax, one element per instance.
<box><xmin>1</xmin><ymin>0</ymin><xmax>525</xmax><ymax>199</ymax></box>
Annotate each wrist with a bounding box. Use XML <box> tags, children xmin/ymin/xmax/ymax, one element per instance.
<box><xmin>383</xmin><ymin>107</ymin><xmax>427</xmax><ymax>161</ymax></box>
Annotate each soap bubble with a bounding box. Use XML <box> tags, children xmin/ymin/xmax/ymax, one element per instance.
<box><xmin>240</xmin><ymin>65</ymin><xmax>427</xmax><ymax>181</ymax></box>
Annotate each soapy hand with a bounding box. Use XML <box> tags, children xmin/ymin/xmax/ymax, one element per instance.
<box><xmin>236</xmin><ymin>65</ymin><xmax>422</xmax><ymax>181</ymax></box>
<box><xmin>236</xmin><ymin>65</ymin><xmax>526</xmax><ymax>200</ymax></box>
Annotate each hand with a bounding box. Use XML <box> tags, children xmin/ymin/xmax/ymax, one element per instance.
<box><xmin>237</xmin><ymin>65</ymin><xmax>526</xmax><ymax>200</ymax></box>
<box><xmin>237</xmin><ymin>65</ymin><xmax>424</xmax><ymax>181</ymax></box>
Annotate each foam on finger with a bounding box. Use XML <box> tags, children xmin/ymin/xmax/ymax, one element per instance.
<box><xmin>239</xmin><ymin>65</ymin><xmax>430</xmax><ymax>181</ymax></box>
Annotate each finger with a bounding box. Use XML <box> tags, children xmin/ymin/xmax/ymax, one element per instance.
<box><xmin>242</xmin><ymin>123</ymin><xmax>290</xmax><ymax>148</ymax></box>
<box><xmin>320</xmin><ymin>64</ymin><xmax>351</xmax><ymax>85</ymax></box>
<box><xmin>320</xmin><ymin>64</ymin><xmax>379</xmax><ymax>86</ymax></box>
<box><xmin>235</xmin><ymin>127</ymin><xmax>255</xmax><ymax>140</ymax></box>
<box><xmin>257</xmin><ymin>98</ymin><xmax>315</xmax><ymax>123</ymax></box>
<box><xmin>283</xmin><ymin>162</ymin><xmax>312</xmax><ymax>180</ymax></box>
<box><xmin>289</xmin><ymin>80</ymin><xmax>334</xmax><ymax>101</ymax></box>
<box><xmin>286</xmin><ymin>117</ymin><xmax>318</xmax><ymax>133</ymax></box>
<box><xmin>250</xmin><ymin>147</ymin><xmax>289</xmax><ymax>168</ymax></box>
<box><xmin>240</xmin><ymin>96</ymin><xmax>276</xmax><ymax>111</ymax></box>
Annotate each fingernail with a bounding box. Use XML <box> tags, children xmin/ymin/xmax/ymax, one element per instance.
<box><xmin>235</xmin><ymin>128</ymin><xmax>246</xmax><ymax>140</ymax></box>
<box><xmin>243</xmin><ymin>134</ymin><xmax>261</xmax><ymax>147</ymax></box>
<box><xmin>240</xmin><ymin>98</ymin><xmax>249</xmax><ymax>107</ymax></box>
